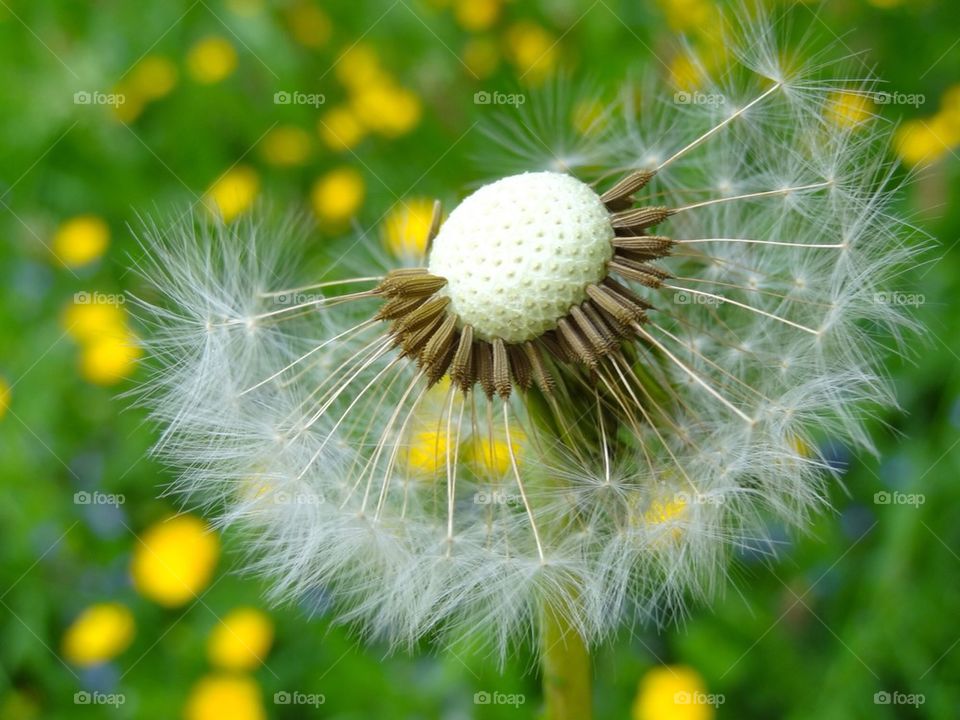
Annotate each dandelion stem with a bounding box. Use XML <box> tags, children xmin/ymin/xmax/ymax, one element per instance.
<box><xmin>541</xmin><ymin>606</ymin><xmax>592</xmax><ymax>720</ymax></box>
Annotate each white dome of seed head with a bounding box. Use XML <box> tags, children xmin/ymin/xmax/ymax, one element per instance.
<box><xmin>428</xmin><ymin>171</ymin><xmax>614</xmax><ymax>342</ymax></box>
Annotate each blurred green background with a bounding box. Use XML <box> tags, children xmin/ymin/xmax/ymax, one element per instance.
<box><xmin>1</xmin><ymin>0</ymin><xmax>958</xmax><ymax>717</ymax></box>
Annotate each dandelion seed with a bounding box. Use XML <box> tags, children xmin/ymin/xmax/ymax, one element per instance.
<box><xmin>133</xmin><ymin>11</ymin><xmax>921</xmax><ymax>684</ymax></box>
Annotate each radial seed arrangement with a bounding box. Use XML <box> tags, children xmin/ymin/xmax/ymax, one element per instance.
<box><xmin>136</xmin><ymin>24</ymin><xmax>918</xmax><ymax>654</ymax></box>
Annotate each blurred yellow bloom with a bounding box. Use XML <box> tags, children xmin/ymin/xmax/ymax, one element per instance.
<box><xmin>284</xmin><ymin>1</ymin><xmax>332</xmax><ymax>48</ymax></box>
<box><xmin>0</xmin><ymin>378</ymin><xmax>9</xmax><ymax>420</ymax></box>
<box><xmin>187</xmin><ymin>36</ymin><xmax>238</xmax><ymax>85</ymax></box>
<box><xmin>335</xmin><ymin>44</ymin><xmax>386</xmax><ymax>89</ymax></box>
<box><xmin>204</xmin><ymin>166</ymin><xmax>260</xmax><ymax>222</ymax></box>
<box><xmin>895</xmin><ymin>116</ymin><xmax>957</xmax><ymax>168</ymax></box>
<box><xmin>573</xmin><ymin>99</ymin><xmax>608</xmax><ymax>136</ymax></box>
<box><xmin>111</xmin><ymin>91</ymin><xmax>145</xmax><ymax>123</ymax></box>
<box><xmin>226</xmin><ymin>0</ymin><xmax>264</xmax><ymax>15</ymax></box>
<box><xmin>633</xmin><ymin>665</ymin><xmax>714</xmax><ymax>720</ymax></box>
<box><xmin>80</xmin><ymin>332</ymin><xmax>141</xmax><ymax>385</ymax></box>
<box><xmin>405</xmin><ymin>429</ymin><xmax>449</xmax><ymax>475</ymax></box>
<box><xmin>311</xmin><ymin>167</ymin><xmax>365</xmax><ymax>225</ymax></box>
<box><xmin>350</xmin><ymin>82</ymin><xmax>422</xmax><ymax>137</ymax></box>
<box><xmin>645</xmin><ymin>496</ymin><xmax>687</xmax><ymax>525</ymax></box>
<box><xmin>454</xmin><ymin>0</ymin><xmax>500</xmax><ymax>32</ymax></box>
<box><xmin>184</xmin><ymin>675</ymin><xmax>265</xmax><ymax>720</ymax></box>
<box><xmin>656</xmin><ymin>0</ymin><xmax>716</xmax><ymax>32</ymax></box>
<box><xmin>318</xmin><ymin>106</ymin><xmax>366</xmax><ymax>151</ymax></box>
<box><xmin>260</xmin><ymin>126</ymin><xmax>312</xmax><ymax>167</ymax></box>
<box><xmin>383</xmin><ymin>198</ymin><xmax>437</xmax><ymax>259</ymax></box>
<box><xmin>462</xmin><ymin>37</ymin><xmax>499</xmax><ymax>79</ymax></box>
<box><xmin>504</xmin><ymin>22</ymin><xmax>557</xmax><ymax>83</ymax></box>
<box><xmin>61</xmin><ymin>602</ymin><xmax>135</xmax><ymax>666</ymax></box>
<box><xmin>129</xmin><ymin>55</ymin><xmax>178</xmax><ymax>101</ymax></box>
<box><xmin>52</xmin><ymin>215</ymin><xmax>109</xmax><ymax>268</ymax></box>
<box><xmin>62</xmin><ymin>300</ymin><xmax>127</xmax><ymax>344</ymax></box>
<box><xmin>669</xmin><ymin>55</ymin><xmax>703</xmax><ymax>92</ymax></box>
<box><xmin>131</xmin><ymin>515</ymin><xmax>220</xmax><ymax>607</ymax></box>
<box><xmin>462</xmin><ymin>433</ymin><xmax>523</xmax><ymax>476</ymax></box>
<box><xmin>207</xmin><ymin>608</ymin><xmax>274</xmax><ymax>670</ymax></box>
<box><xmin>825</xmin><ymin>91</ymin><xmax>873</xmax><ymax>129</ymax></box>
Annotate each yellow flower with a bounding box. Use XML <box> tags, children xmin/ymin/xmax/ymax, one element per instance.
<box><xmin>350</xmin><ymin>82</ymin><xmax>422</xmax><ymax>137</ymax></box>
<box><xmin>669</xmin><ymin>55</ymin><xmax>702</xmax><ymax>92</ymax></box>
<box><xmin>405</xmin><ymin>429</ymin><xmax>450</xmax><ymax>475</ymax></box>
<box><xmin>52</xmin><ymin>215</ymin><xmax>109</xmax><ymax>268</ymax></box>
<box><xmin>895</xmin><ymin>116</ymin><xmax>957</xmax><ymax>168</ymax></box>
<box><xmin>644</xmin><ymin>496</ymin><xmax>687</xmax><ymax>525</ymax></box>
<box><xmin>129</xmin><ymin>55</ymin><xmax>178</xmax><ymax>101</ymax></box>
<box><xmin>0</xmin><ymin>378</ymin><xmax>9</xmax><ymax>420</ymax></box>
<box><xmin>187</xmin><ymin>36</ymin><xmax>238</xmax><ymax>85</ymax></box>
<box><xmin>184</xmin><ymin>675</ymin><xmax>265</xmax><ymax>720</ymax></box>
<box><xmin>318</xmin><ymin>106</ymin><xmax>367</xmax><ymax>151</ymax></box>
<box><xmin>111</xmin><ymin>91</ymin><xmax>145</xmax><ymax>123</ymax></box>
<box><xmin>825</xmin><ymin>91</ymin><xmax>873</xmax><ymax>129</ymax></box>
<box><xmin>284</xmin><ymin>1</ymin><xmax>331</xmax><ymax>48</ymax></box>
<box><xmin>62</xmin><ymin>300</ymin><xmax>128</xmax><ymax>344</ymax></box>
<box><xmin>207</xmin><ymin>608</ymin><xmax>274</xmax><ymax>670</ymax></box>
<box><xmin>572</xmin><ymin>99</ymin><xmax>608</xmax><ymax>136</ymax></box>
<box><xmin>462</xmin><ymin>37</ymin><xmax>499</xmax><ymax>79</ymax></box>
<box><xmin>310</xmin><ymin>167</ymin><xmax>365</xmax><ymax>225</ymax></box>
<box><xmin>204</xmin><ymin>166</ymin><xmax>260</xmax><ymax>222</ymax></box>
<box><xmin>656</xmin><ymin>0</ymin><xmax>716</xmax><ymax>33</ymax></box>
<box><xmin>80</xmin><ymin>332</ymin><xmax>141</xmax><ymax>385</ymax></box>
<box><xmin>504</xmin><ymin>22</ymin><xmax>557</xmax><ymax>83</ymax></box>
<box><xmin>260</xmin><ymin>126</ymin><xmax>312</xmax><ymax>167</ymax></box>
<box><xmin>61</xmin><ymin>603</ymin><xmax>135</xmax><ymax>666</ymax></box>
<box><xmin>335</xmin><ymin>44</ymin><xmax>386</xmax><ymax>89</ymax></box>
<box><xmin>454</xmin><ymin>0</ymin><xmax>500</xmax><ymax>32</ymax></box>
<box><xmin>131</xmin><ymin>515</ymin><xmax>220</xmax><ymax>607</ymax></box>
<box><xmin>382</xmin><ymin>198</ymin><xmax>437</xmax><ymax>259</ymax></box>
<box><xmin>462</xmin><ymin>432</ymin><xmax>524</xmax><ymax>477</ymax></box>
<box><xmin>632</xmin><ymin>665</ymin><xmax>715</xmax><ymax>720</ymax></box>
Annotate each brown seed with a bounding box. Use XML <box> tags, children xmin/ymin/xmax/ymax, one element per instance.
<box><xmin>557</xmin><ymin>318</ymin><xmax>598</xmax><ymax>368</ymax></box>
<box><xmin>507</xmin><ymin>344</ymin><xmax>533</xmax><ymax>391</ymax></box>
<box><xmin>450</xmin><ymin>325</ymin><xmax>475</xmax><ymax>392</ymax></box>
<box><xmin>600</xmin><ymin>169</ymin><xmax>656</xmax><ymax>210</ymax></box>
<box><xmin>523</xmin><ymin>341</ymin><xmax>555</xmax><ymax>394</ymax></box>
<box><xmin>474</xmin><ymin>341</ymin><xmax>496</xmax><ymax>399</ymax></box>
<box><xmin>492</xmin><ymin>338</ymin><xmax>512</xmax><ymax>399</ymax></box>
<box><xmin>610</xmin><ymin>206</ymin><xmax>673</xmax><ymax>231</ymax></box>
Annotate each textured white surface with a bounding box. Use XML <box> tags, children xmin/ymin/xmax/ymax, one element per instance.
<box><xmin>427</xmin><ymin>172</ymin><xmax>613</xmax><ymax>343</ymax></box>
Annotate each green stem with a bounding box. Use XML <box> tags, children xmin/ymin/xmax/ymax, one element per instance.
<box><xmin>540</xmin><ymin>607</ymin><xmax>592</xmax><ymax>720</ymax></box>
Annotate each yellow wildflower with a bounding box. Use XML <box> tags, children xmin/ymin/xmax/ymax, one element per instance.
<box><xmin>187</xmin><ymin>36</ymin><xmax>238</xmax><ymax>84</ymax></box>
<box><xmin>184</xmin><ymin>675</ymin><xmax>265</xmax><ymax>720</ymax></box>
<box><xmin>825</xmin><ymin>91</ymin><xmax>873</xmax><ymax>129</ymax></box>
<box><xmin>204</xmin><ymin>166</ymin><xmax>260</xmax><ymax>222</ymax></box>
<box><xmin>284</xmin><ymin>1</ymin><xmax>331</xmax><ymax>48</ymax></box>
<box><xmin>504</xmin><ymin>22</ymin><xmax>557</xmax><ymax>83</ymax></box>
<box><xmin>260</xmin><ymin>126</ymin><xmax>312</xmax><ymax>167</ymax></box>
<box><xmin>61</xmin><ymin>603</ymin><xmax>135</xmax><ymax>666</ymax></box>
<box><xmin>382</xmin><ymin>198</ymin><xmax>437</xmax><ymax>259</ymax></box>
<box><xmin>52</xmin><ymin>215</ymin><xmax>109</xmax><ymax>268</ymax></box>
<box><xmin>462</xmin><ymin>37</ymin><xmax>499</xmax><ymax>79</ymax></box>
<box><xmin>454</xmin><ymin>0</ymin><xmax>501</xmax><ymax>32</ymax></box>
<box><xmin>207</xmin><ymin>608</ymin><xmax>274</xmax><ymax>671</ymax></box>
<box><xmin>131</xmin><ymin>515</ymin><xmax>220</xmax><ymax>607</ymax></box>
<box><xmin>350</xmin><ymin>82</ymin><xmax>422</xmax><ymax>137</ymax></box>
<box><xmin>129</xmin><ymin>55</ymin><xmax>178</xmax><ymax>101</ymax></box>
<box><xmin>310</xmin><ymin>167</ymin><xmax>365</xmax><ymax>225</ymax></box>
<box><xmin>318</xmin><ymin>106</ymin><xmax>367</xmax><ymax>151</ymax></box>
<box><xmin>633</xmin><ymin>665</ymin><xmax>715</xmax><ymax>720</ymax></box>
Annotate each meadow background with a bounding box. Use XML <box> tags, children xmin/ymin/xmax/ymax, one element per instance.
<box><xmin>1</xmin><ymin>0</ymin><xmax>958</xmax><ymax>717</ymax></box>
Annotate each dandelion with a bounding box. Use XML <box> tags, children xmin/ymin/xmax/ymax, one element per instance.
<box><xmin>187</xmin><ymin>36</ymin><xmax>238</xmax><ymax>85</ymax></box>
<box><xmin>310</xmin><ymin>167</ymin><xmax>365</xmax><ymax>225</ymax></box>
<box><xmin>61</xmin><ymin>602</ymin><xmax>135</xmax><ymax>666</ymax></box>
<box><xmin>52</xmin><ymin>215</ymin><xmax>110</xmax><ymax>268</ymax></box>
<box><xmin>184</xmin><ymin>675</ymin><xmax>265</xmax><ymax>720</ymax></box>
<box><xmin>207</xmin><ymin>607</ymin><xmax>274</xmax><ymax>670</ymax></box>
<box><xmin>204</xmin><ymin>166</ymin><xmax>260</xmax><ymax>223</ymax></box>
<box><xmin>134</xmin><ymin>12</ymin><xmax>920</xmax><ymax>719</ymax></box>
<box><xmin>130</xmin><ymin>515</ymin><xmax>219</xmax><ymax>607</ymax></box>
<box><xmin>0</xmin><ymin>378</ymin><xmax>9</xmax><ymax>420</ymax></box>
